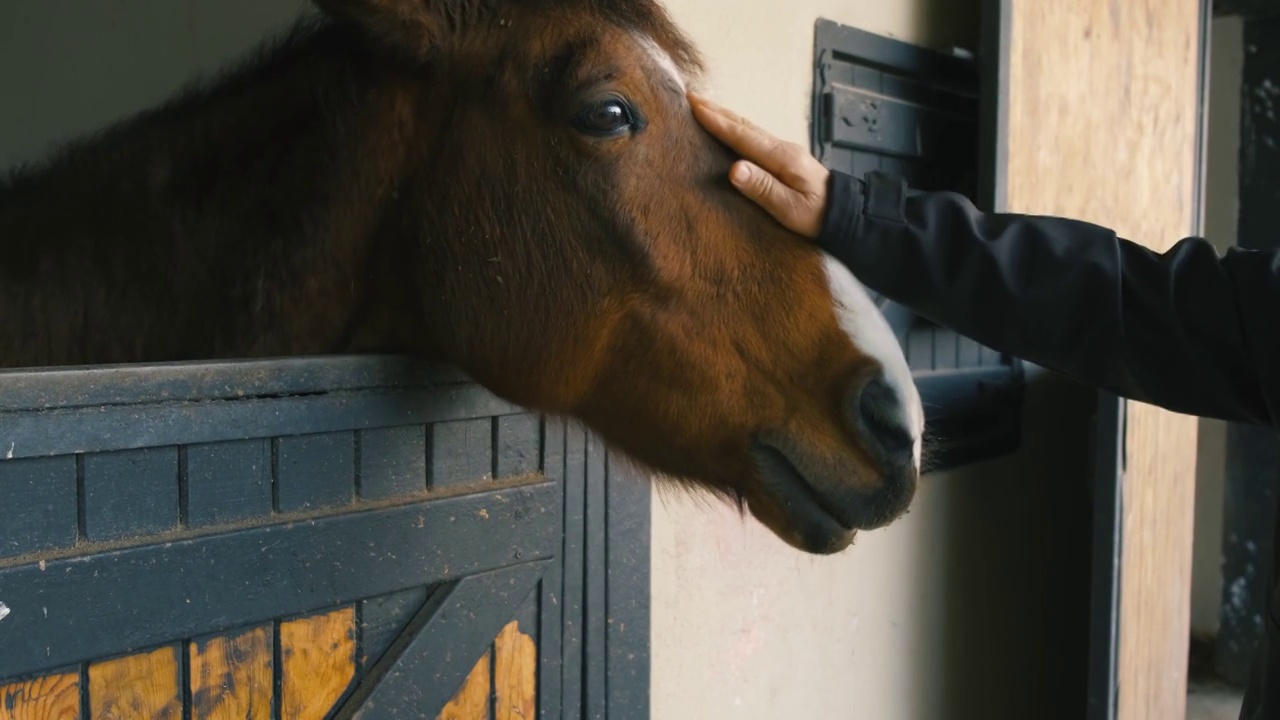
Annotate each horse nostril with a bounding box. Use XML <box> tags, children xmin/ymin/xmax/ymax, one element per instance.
<box><xmin>857</xmin><ymin>374</ymin><xmax>915</xmax><ymax>466</ymax></box>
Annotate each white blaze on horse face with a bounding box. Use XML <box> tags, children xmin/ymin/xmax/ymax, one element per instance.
<box><xmin>821</xmin><ymin>254</ymin><xmax>925</xmax><ymax>469</ymax></box>
<box><xmin>635</xmin><ymin>34</ymin><xmax>687</xmax><ymax>93</ymax></box>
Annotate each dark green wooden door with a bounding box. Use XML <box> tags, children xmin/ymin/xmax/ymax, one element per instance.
<box><xmin>0</xmin><ymin>356</ymin><xmax>649</xmax><ymax>719</ymax></box>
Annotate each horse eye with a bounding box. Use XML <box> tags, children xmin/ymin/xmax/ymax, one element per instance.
<box><xmin>572</xmin><ymin>99</ymin><xmax>636</xmax><ymax>137</ymax></box>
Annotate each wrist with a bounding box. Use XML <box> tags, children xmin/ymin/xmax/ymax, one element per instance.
<box><xmin>816</xmin><ymin>170</ymin><xmax>865</xmax><ymax>252</ymax></box>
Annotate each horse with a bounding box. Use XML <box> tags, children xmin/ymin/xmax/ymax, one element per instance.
<box><xmin>0</xmin><ymin>0</ymin><xmax>924</xmax><ymax>556</ymax></box>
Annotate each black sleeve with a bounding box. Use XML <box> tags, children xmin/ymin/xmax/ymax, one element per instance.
<box><xmin>818</xmin><ymin>169</ymin><xmax>1280</xmax><ymax>427</ymax></box>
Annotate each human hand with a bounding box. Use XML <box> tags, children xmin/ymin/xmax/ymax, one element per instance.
<box><xmin>688</xmin><ymin>92</ymin><xmax>831</xmax><ymax>238</ymax></box>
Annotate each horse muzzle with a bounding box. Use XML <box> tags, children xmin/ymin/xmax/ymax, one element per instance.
<box><xmin>747</xmin><ymin>371</ymin><xmax>921</xmax><ymax>554</ymax></box>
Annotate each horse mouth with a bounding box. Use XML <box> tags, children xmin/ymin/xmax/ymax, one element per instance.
<box><xmin>748</xmin><ymin>440</ymin><xmax>857</xmax><ymax>555</ymax></box>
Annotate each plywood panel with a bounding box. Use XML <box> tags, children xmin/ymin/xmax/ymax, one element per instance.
<box><xmin>1006</xmin><ymin>1</ymin><xmax>1203</xmax><ymax>718</ymax></box>
<box><xmin>189</xmin><ymin>625</ymin><xmax>273</xmax><ymax>720</ymax></box>
<box><xmin>0</xmin><ymin>673</ymin><xmax>79</xmax><ymax>720</ymax></box>
<box><xmin>88</xmin><ymin>645</ymin><xmax>182</xmax><ymax>719</ymax></box>
<box><xmin>494</xmin><ymin>621</ymin><xmax>536</xmax><ymax>720</ymax></box>
<box><xmin>280</xmin><ymin>607</ymin><xmax>356</xmax><ymax>720</ymax></box>
<box><xmin>437</xmin><ymin>649</ymin><xmax>492</xmax><ymax>720</ymax></box>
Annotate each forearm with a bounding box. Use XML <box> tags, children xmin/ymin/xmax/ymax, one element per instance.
<box><xmin>818</xmin><ymin>170</ymin><xmax>1273</xmax><ymax>425</ymax></box>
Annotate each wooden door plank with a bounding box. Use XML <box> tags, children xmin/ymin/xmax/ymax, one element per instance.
<box><xmin>185</xmin><ymin>440</ymin><xmax>272</xmax><ymax>528</ymax></box>
<box><xmin>276</xmin><ymin>433</ymin><xmax>355</xmax><ymax>513</ymax></box>
<box><xmin>333</xmin><ymin>562</ymin><xmax>546</xmax><ymax>720</ymax></box>
<box><xmin>280</xmin><ymin>608</ymin><xmax>356</xmax><ymax>720</ymax></box>
<box><xmin>494</xmin><ymin>415</ymin><xmax>540</xmax><ymax>480</ymax></box>
<box><xmin>81</xmin><ymin>447</ymin><xmax>180</xmax><ymax>542</ymax></box>
<box><xmin>0</xmin><ymin>356</ymin><xmax>470</xmax><ymax>412</ymax></box>
<box><xmin>360</xmin><ymin>587</ymin><xmax>432</xmax><ymax>674</ymax></box>
<box><xmin>537</xmin><ymin>417</ymin><xmax>565</xmax><ymax>720</ymax></box>
<box><xmin>603</xmin><ymin>451</ymin><xmax>650</xmax><ymax>719</ymax></box>
<box><xmin>493</xmin><ymin>621</ymin><xmax>536</xmax><ymax>720</ymax></box>
<box><xmin>582</xmin><ymin>434</ymin><xmax>607</xmax><ymax>716</ymax></box>
<box><xmin>0</xmin><ymin>672</ymin><xmax>79</xmax><ymax>720</ymax></box>
<box><xmin>436</xmin><ymin>650</ymin><xmax>492</xmax><ymax>720</ymax></box>
<box><xmin>429</xmin><ymin>420</ymin><xmax>494</xmax><ymax>489</ymax></box>
<box><xmin>88</xmin><ymin>646</ymin><xmax>182</xmax><ymax>720</ymax></box>
<box><xmin>358</xmin><ymin>426</ymin><xmax>428</xmax><ymax>501</ymax></box>
<box><xmin>560</xmin><ymin>425</ymin><xmax>587</xmax><ymax>720</ymax></box>
<box><xmin>0</xmin><ymin>384</ymin><xmax>523</xmax><ymax>462</ymax></box>
<box><xmin>189</xmin><ymin>625</ymin><xmax>273</xmax><ymax>720</ymax></box>
<box><xmin>0</xmin><ymin>481</ymin><xmax>558</xmax><ymax>681</ymax></box>
<box><xmin>0</xmin><ymin>457</ymin><xmax>77</xmax><ymax>560</ymax></box>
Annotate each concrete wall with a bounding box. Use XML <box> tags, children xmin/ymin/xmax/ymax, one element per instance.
<box><xmin>651</xmin><ymin>2</ymin><xmax>1097</xmax><ymax>718</ymax></box>
<box><xmin>1190</xmin><ymin>15</ymin><xmax>1244</xmax><ymax>640</ymax></box>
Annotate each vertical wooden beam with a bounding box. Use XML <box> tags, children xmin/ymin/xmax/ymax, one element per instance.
<box><xmin>1004</xmin><ymin>1</ymin><xmax>1205</xmax><ymax>717</ymax></box>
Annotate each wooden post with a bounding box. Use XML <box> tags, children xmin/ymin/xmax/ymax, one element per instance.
<box><xmin>1004</xmin><ymin>1</ymin><xmax>1206</xmax><ymax>717</ymax></box>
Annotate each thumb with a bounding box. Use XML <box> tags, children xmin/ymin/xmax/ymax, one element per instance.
<box><xmin>730</xmin><ymin>160</ymin><xmax>801</xmax><ymax>230</ymax></box>
<box><xmin>730</xmin><ymin>160</ymin><xmax>773</xmax><ymax>198</ymax></box>
<box><xmin>731</xmin><ymin>160</ymin><xmax>788</xmax><ymax>207</ymax></box>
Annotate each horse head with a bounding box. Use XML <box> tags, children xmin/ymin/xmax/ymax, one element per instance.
<box><xmin>316</xmin><ymin>0</ymin><xmax>925</xmax><ymax>553</ymax></box>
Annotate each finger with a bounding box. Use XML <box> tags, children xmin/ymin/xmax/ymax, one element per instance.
<box><xmin>689</xmin><ymin>98</ymin><xmax>801</xmax><ymax>182</ymax></box>
<box><xmin>690</xmin><ymin>101</ymin><xmax>781</xmax><ymax>168</ymax></box>
<box><xmin>688</xmin><ymin>93</ymin><xmax>755</xmax><ymax>142</ymax></box>
<box><xmin>730</xmin><ymin>160</ymin><xmax>806</xmax><ymax>231</ymax></box>
<box><xmin>690</xmin><ymin>97</ymin><xmax>825</xmax><ymax>195</ymax></box>
<box><xmin>688</xmin><ymin>92</ymin><xmax>769</xmax><ymax>135</ymax></box>
<box><xmin>689</xmin><ymin>92</ymin><xmax>759</xmax><ymax>130</ymax></box>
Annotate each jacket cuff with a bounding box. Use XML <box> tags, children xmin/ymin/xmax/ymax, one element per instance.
<box><xmin>862</xmin><ymin>170</ymin><xmax>908</xmax><ymax>224</ymax></box>
<box><xmin>816</xmin><ymin>170</ymin><xmax>909</xmax><ymax>258</ymax></box>
<box><xmin>816</xmin><ymin>170</ymin><xmax>863</xmax><ymax>255</ymax></box>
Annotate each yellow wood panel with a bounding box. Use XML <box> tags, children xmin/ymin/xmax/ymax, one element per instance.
<box><xmin>437</xmin><ymin>649</ymin><xmax>492</xmax><ymax>720</ymax></box>
<box><xmin>493</xmin><ymin>621</ymin><xmax>536</xmax><ymax>720</ymax></box>
<box><xmin>0</xmin><ymin>673</ymin><xmax>79</xmax><ymax>720</ymax></box>
<box><xmin>89</xmin><ymin>646</ymin><xmax>182</xmax><ymax>720</ymax></box>
<box><xmin>280</xmin><ymin>607</ymin><xmax>356</xmax><ymax>720</ymax></box>
<box><xmin>1006</xmin><ymin>1</ymin><xmax>1203</xmax><ymax>718</ymax></box>
<box><xmin>189</xmin><ymin>625</ymin><xmax>273</xmax><ymax>720</ymax></box>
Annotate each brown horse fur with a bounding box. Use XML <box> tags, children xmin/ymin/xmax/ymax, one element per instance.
<box><xmin>0</xmin><ymin>0</ymin><xmax>925</xmax><ymax>555</ymax></box>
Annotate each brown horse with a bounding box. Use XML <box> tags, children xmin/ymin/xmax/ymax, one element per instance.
<box><xmin>0</xmin><ymin>0</ymin><xmax>923</xmax><ymax>555</ymax></box>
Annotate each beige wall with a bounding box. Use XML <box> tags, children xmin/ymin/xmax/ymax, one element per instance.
<box><xmin>652</xmin><ymin>2</ymin><xmax>1096</xmax><ymax>718</ymax></box>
